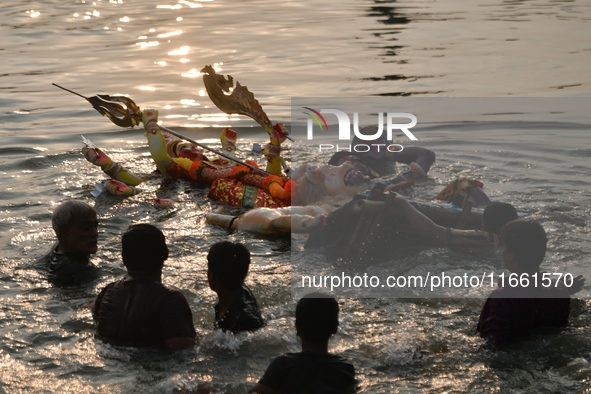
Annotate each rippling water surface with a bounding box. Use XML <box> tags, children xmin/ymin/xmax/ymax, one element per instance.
<box><xmin>1</xmin><ymin>0</ymin><xmax>590</xmax><ymax>393</ymax></box>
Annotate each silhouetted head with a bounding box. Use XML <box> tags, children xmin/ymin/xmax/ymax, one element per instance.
<box><xmin>295</xmin><ymin>293</ymin><xmax>339</xmax><ymax>345</ymax></box>
<box><xmin>122</xmin><ymin>224</ymin><xmax>169</xmax><ymax>275</ymax></box>
<box><xmin>483</xmin><ymin>202</ymin><xmax>518</xmax><ymax>236</ymax></box>
<box><xmin>500</xmin><ymin>219</ymin><xmax>547</xmax><ymax>273</ymax></box>
<box><xmin>207</xmin><ymin>241</ymin><xmax>251</xmax><ymax>291</ymax></box>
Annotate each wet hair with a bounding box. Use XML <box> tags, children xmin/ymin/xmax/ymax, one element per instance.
<box><xmin>207</xmin><ymin>241</ymin><xmax>251</xmax><ymax>290</ymax></box>
<box><xmin>52</xmin><ymin>200</ymin><xmax>96</xmax><ymax>237</ymax></box>
<box><xmin>500</xmin><ymin>219</ymin><xmax>547</xmax><ymax>271</ymax></box>
<box><xmin>482</xmin><ymin>202</ymin><xmax>518</xmax><ymax>236</ymax></box>
<box><xmin>121</xmin><ymin>224</ymin><xmax>169</xmax><ymax>274</ymax></box>
<box><xmin>295</xmin><ymin>293</ymin><xmax>339</xmax><ymax>344</ymax></box>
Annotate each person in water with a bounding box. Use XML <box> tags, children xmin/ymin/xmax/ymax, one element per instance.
<box><xmin>93</xmin><ymin>224</ymin><xmax>196</xmax><ymax>351</ymax></box>
<box><xmin>36</xmin><ymin>200</ymin><xmax>99</xmax><ymax>286</ymax></box>
<box><xmin>250</xmin><ymin>293</ymin><xmax>356</xmax><ymax>394</ymax></box>
<box><xmin>386</xmin><ymin>193</ymin><xmax>518</xmax><ymax>253</ymax></box>
<box><xmin>207</xmin><ymin>241</ymin><xmax>264</xmax><ymax>333</ymax></box>
<box><xmin>477</xmin><ymin>219</ymin><xmax>585</xmax><ymax>348</ymax></box>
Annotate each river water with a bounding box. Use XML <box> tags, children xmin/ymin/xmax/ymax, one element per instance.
<box><xmin>1</xmin><ymin>0</ymin><xmax>590</xmax><ymax>393</ymax></box>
